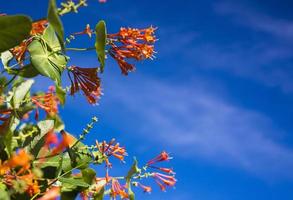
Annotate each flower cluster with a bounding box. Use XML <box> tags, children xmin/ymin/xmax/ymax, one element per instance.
<box><xmin>68</xmin><ymin>66</ymin><xmax>102</xmax><ymax>104</ymax></box>
<box><xmin>0</xmin><ymin>150</ymin><xmax>41</xmax><ymax>196</ymax></box>
<box><xmin>31</xmin><ymin>86</ymin><xmax>60</xmax><ymax>120</ymax></box>
<box><xmin>108</xmin><ymin>26</ymin><xmax>157</xmax><ymax>75</ymax></box>
<box><xmin>0</xmin><ymin>0</ymin><xmax>176</xmax><ymax>199</ymax></box>
<box><xmin>11</xmin><ymin>19</ymin><xmax>48</xmax><ymax>64</ymax></box>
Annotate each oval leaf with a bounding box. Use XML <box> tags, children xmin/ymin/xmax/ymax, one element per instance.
<box><xmin>0</xmin><ymin>15</ymin><xmax>32</xmax><ymax>53</ymax></box>
<box><xmin>95</xmin><ymin>20</ymin><xmax>107</xmax><ymax>72</ymax></box>
<box><xmin>48</xmin><ymin>0</ymin><xmax>64</xmax><ymax>49</ymax></box>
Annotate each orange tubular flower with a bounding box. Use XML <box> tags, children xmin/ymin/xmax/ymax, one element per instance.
<box><xmin>110</xmin><ymin>178</ymin><xmax>128</xmax><ymax>199</ymax></box>
<box><xmin>73</xmin><ymin>24</ymin><xmax>93</xmax><ymax>37</ymax></box>
<box><xmin>51</xmin><ymin>131</ymin><xmax>75</xmax><ymax>155</ymax></box>
<box><xmin>68</xmin><ymin>66</ymin><xmax>102</xmax><ymax>104</ymax></box>
<box><xmin>151</xmin><ymin>172</ymin><xmax>177</xmax><ymax>191</ymax></box>
<box><xmin>0</xmin><ymin>149</ymin><xmax>32</xmax><ymax>175</ymax></box>
<box><xmin>8</xmin><ymin>149</ymin><xmax>32</xmax><ymax>169</ymax></box>
<box><xmin>147</xmin><ymin>151</ymin><xmax>172</xmax><ymax>166</ymax></box>
<box><xmin>108</xmin><ymin>26</ymin><xmax>157</xmax><ymax>75</ymax></box>
<box><xmin>96</xmin><ymin>139</ymin><xmax>127</xmax><ymax>167</ymax></box>
<box><xmin>32</xmin><ymin>86</ymin><xmax>60</xmax><ymax>120</ymax></box>
<box><xmin>10</xmin><ymin>41</ymin><xmax>29</xmax><ymax>64</ymax></box>
<box><xmin>138</xmin><ymin>183</ymin><xmax>152</xmax><ymax>193</ymax></box>
<box><xmin>31</xmin><ymin>19</ymin><xmax>48</xmax><ymax>35</ymax></box>
<box><xmin>10</xmin><ymin>19</ymin><xmax>47</xmax><ymax>64</ymax></box>
<box><xmin>38</xmin><ymin>186</ymin><xmax>60</xmax><ymax>200</ymax></box>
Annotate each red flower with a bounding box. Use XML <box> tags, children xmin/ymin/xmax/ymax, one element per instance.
<box><xmin>51</xmin><ymin>131</ymin><xmax>75</xmax><ymax>155</ymax></box>
<box><xmin>147</xmin><ymin>151</ymin><xmax>172</xmax><ymax>166</ymax></box>
<box><xmin>38</xmin><ymin>186</ymin><xmax>60</xmax><ymax>200</ymax></box>
<box><xmin>32</xmin><ymin>86</ymin><xmax>59</xmax><ymax>120</ymax></box>
<box><xmin>10</xmin><ymin>19</ymin><xmax>47</xmax><ymax>64</ymax></box>
<box><xmin>68</xmin><ymin>66</ymin><xmax>102</xmax><ymax>104</ymax></box>
<box><xmin>151</xmin><ymin>173</ymin><xmax>176</xmax><ymax>191</ymax></box>
<box><xmin>96</xmin><ymin>139</ymin><xmax>127</xmax><ymax>167</ymax></box>
<box><xmin>10</xmin><ymin>41</ymin><xmax>30</xmax><ymax>64</ymax></box>
<box><xmin>108</xmin><ymin>26</ymin><xmax>157</xmax><ymax>75</ymax></box>
<box><xmin>31</xmin><ymin>19</ymin><xmax>48</xmax><ymax>35</ymax></box>
<box><xmin>138</xmin><ymin>183</ymin><xmax>152</xmax><ymax>193</ymax></box>
<box><xmin>110</xmin><ymin>178</ymin><xmax>128</xmax><ymax>199</ymax></box>
<box><xmin>73</xmin><ymin>24</ymin><xmax>93</xmax><ymax>37</ymax></box>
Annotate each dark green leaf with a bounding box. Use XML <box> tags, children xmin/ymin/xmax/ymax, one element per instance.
<box><xmin>28</xmin><ymin>120</ymin><xmax>54</xmax><ymax>157</ymax></box>
<box><xmin>95</xmin><ymin>20</ymin><xmax>107</xmax><ymax>72</ymax></box>
<box><xmin>59</xmin><ymin>177</ymin><xmax>90</xmax><ymax>188</ymax></box>
<box><xmin>0</xmin><ymin>15</ymin><xmax>32</xmax><ymax>53</ymax></box>
<box><xmin>66</xmin><ymin>132</ymin><xmax>92</xmax><ymax>169</ymax></box>
<box><xmin>93</xmin><ymin>187</ymin><xmax>104</xmax><ymax>200</ymax></box>
<box><xmin>8</xmin><ymin>64</ymin><xmax>39</xmax><ymax>78</ymax></box>
<box><xmin>47</xmin><ymin>0</ymin><xmax>64</xmax><ymax>50</ymax></box>
<box><xmin>82</xmin><ymin>168</ymin><xmax>96</xmax><ymax>185</ymax></box>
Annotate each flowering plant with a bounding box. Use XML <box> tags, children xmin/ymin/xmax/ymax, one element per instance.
<box><xmin>0</xmin><ymin>0</ymin><xmax>176</xmax><ymax>199</ymax></box>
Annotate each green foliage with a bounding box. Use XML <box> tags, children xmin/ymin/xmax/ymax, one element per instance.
<box><xmin>95</xmin><ymin>20</ymin><xmax>107</xmax><ymax>72</ymax></box>
<box><xmin>0</xmin><ymin>15</ymin><xmax>32</xmax><ymax>53</ymax></box>
<box><xmin>28</xmin><ymin>26</ymin><xmax>67</xmax><ymax>85</ymax></box>
<box><xmin>0</xmin><ymin>1</ymin><xmax>174</xmax><ymax>200</ymax></box>
<box><xmin>47</xmin><ymin>0</ymin><xmax>64</xmax><ymax>50</ymax></box>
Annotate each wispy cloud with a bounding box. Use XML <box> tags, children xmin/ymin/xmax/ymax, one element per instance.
<box><xmin>103</xmin><ymin>73</ymin><xmax>293</xmax><ymax>179</ymax></box>
<box><xmin>213</xmin><ymin>1</ymin><xmax>293</xmax><ymax>42</ymax></box>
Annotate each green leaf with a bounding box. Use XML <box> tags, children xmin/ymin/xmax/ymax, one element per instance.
<box><xmin>60</xmin><ymin>191</ymin><xmax>79</xmax><ymax>200</ymax></box>
<box><xmin>48</xmin><ymin>0</ymin><xmax>64</xmax><ymax>50</ymax></box>
<box><xmin>59</xmin><ymin>177</ymin><xmax>90</xmax><ymax>188</ymax></box>
<box><xmin>56</xmin><ymin>85</ymin><xmax>66</xmax><ymax>105</ymax></box>
<box><xmin>12</xmin><ymin>79</ymin><xmax>34</xmax><ymax>109</ymax></box>
<box><xmin>125</xmin><ymin>158</ymin><xmax>140</xmax><ymax>184</ymax></box>
<box><xmin>28</xmin><ymin>32</ymin><xmax>67</xmax><ymax>85</ymax></box>
<box><xmin>28</xmin><ymin>120</ymin><xmax>54</xmax><ymax>157</ymax></box>
<box><xmin>65</xmin><ymin>132</ymin><xmax>92</xmax><ymax>169</ymax></box>
<box><xmin>0</xmin><ymin>15</ymin><xmax>32</xmax><ymax>53</ymax></box>
<box><xmin>0</xmin><ymin>183</ymin><xmax>9</xmax><ymax>200</ymax></box>
<box><xmin>8</xmin><ymin>64</ymin><xmax>40</xmax><ymax>78</ymax></box>
<box><xmin>1</xmin><ymin>51</ymin><xmax>13</xmax><ymax>69</ymax></box>
<box><xmin>3</xmin><ymin>117</ymin><xmax>20</xmax><ymax>155</ymax></box>
<box><xmin>95</xmin><ymin>20</ymin><xmax>107</xmax><ymax>72</ymax></box>
<box><xmin>93</xmin><ymin>187</ymin><xmax>104</xmax><ymax>200</ymax></box>
<box><xmin>82</xmin><ymin>168</ymin><xmax>96</xmax><ymax>185</ymax></box>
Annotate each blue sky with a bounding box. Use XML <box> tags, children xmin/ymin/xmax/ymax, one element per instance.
<box><xmin>3</xmin><ymin>0</ymin><xmax>293</xmax><ymax>199</ymax></box>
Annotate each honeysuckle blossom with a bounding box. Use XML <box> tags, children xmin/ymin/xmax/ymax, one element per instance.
<box><xmin>151</xmin><ymin>172</ymin><xmax>177</xmax><ymax>191</ymax></box>
<box><xmin>96</xmin><ymin>139</ymin><xmax>127</xmax><ymax>167</ymax></box>
<box><xmin>32</xmin><ymin>86</ymin><xmax>59</xmax><ymax>120</ymax></box>
<box><xmin>108</xmin><ymin>27</ymin><xmax>157</xmax><ymax>75</ymax></box>
<box><xmin>147</xmin><ymin>151</ymin><xmax>172</xmax><ymax>166</ymax></box>
<box><xmin>68</xmin><ymin>66</ymin><xmax>102</xmax><ymax>104</ymax></box>
<box><xmin>73</xmin><ymin>24</ymin><xmax>93</xmax><ymax>37</ymax></box>
<box><xmin>110</xmin><ymin>178</ymin><xmax>128</xmax><ymax>199</ymax></box>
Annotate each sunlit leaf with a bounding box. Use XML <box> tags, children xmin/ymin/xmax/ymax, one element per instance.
<box><xmin>48</xmin><ymin>0</ymin><xmax>64</xmax><ymax>49</ymax></box>
<box><xmin>12</xmin><ymin>79</ymin><xmax>34</xmax><ymax>109</ymax></box>
<box><xmin>28</xmin><ymin>26</ymin><xmax>67</xmax><ymax>85</ymax></box>
<box><xmin>95</xmin><ymin>20</ymin><xmax>107</xmax><ymax>72</ymax></box>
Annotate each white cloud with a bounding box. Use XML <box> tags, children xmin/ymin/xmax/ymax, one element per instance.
<box><xmin>104</xmin><ymin>74</ymin><xmax>293</xmax><ymax>179</ymax></box>
<box><xmin>213</xmin><ymin>1</ymin><xmax>293</xmax><ymax>41</ymax></box>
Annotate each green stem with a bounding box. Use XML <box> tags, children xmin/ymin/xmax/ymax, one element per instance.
<box><xmin>4</xmin><ymin>74</ymin><xmax>18</xmax><ymax>87</ymax></box>
<box><xmin>65</xmin><ymin>47</ymin><xmax>96</xmax><ymax>51</ymax></box>
<box><xmin>30</xmin><ymin>163</ymin><xmax>86</xmax><ymax>200</ymax></box>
